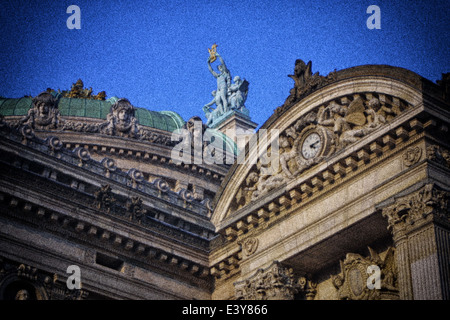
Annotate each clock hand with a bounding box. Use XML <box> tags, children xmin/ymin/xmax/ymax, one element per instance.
<box><xmin>310</xmin><ymin>141</ymin><xmax>320</xmax><ymax>148</ymax></box>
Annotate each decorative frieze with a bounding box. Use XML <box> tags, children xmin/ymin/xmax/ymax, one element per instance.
<box><xmin>222</xmin><ymin>117</ymin><xmax>428</xmax><ymax>244</ymax></box>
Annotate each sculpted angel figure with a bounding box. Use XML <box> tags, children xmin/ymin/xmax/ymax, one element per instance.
<box><xmin>317</xmin><ymin>101</ymin><xmax>349</xmax><ymax>134</ymax></box>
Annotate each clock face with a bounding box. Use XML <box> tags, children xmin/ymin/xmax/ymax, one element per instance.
<box><xmin>301</xmin><ymin>132</ymin><xmax>322</xmax><ymax>159</ymax></box>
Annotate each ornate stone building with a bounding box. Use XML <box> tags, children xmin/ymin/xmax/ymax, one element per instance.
<box><xmin>0</xmin><ymin>62</ymin><xmax>449</xmax><ymax>300</ymax></box>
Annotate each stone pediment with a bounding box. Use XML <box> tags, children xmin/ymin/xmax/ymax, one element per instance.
<box><xmin>211</xmin><ymin>64</ymin><xmax>433</xmax><ymax>232</ymax></box>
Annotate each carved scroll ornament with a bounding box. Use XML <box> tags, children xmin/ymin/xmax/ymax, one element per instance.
<box><xmin>331</xmin><ymin>247</ymin><xmax>398</xmax><ymax>300</ymax></box>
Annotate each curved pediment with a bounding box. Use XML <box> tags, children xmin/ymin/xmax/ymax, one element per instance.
<box><xmin>211</xmin><ymin>64</ymin><xmax>433</xmax><ymax>230</ymax></box>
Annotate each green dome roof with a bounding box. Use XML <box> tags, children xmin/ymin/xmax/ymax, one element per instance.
<box><xmin>0</xmin><ymin>97</ymin><xmax>185</xmax><ymax>132</ymax></box>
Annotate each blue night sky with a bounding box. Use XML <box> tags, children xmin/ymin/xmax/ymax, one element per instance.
<box><xmin>1</xmin><ymin>0</ymin><xmax>449</xmax><ymax>128</ymax></box>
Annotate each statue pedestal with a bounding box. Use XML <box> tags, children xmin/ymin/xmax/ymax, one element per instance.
<box><xmin>211</xmin><ymin>110</ymin><xmax>258</xmax><ymax>151</ymax></box>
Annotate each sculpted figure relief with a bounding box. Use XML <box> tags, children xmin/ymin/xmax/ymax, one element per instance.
<box><xmin>235</xmin><ymin>92</ymin><xmax>411</xmax><ymax>206</ymax></box>
<box><xmin>102</xmin><ymin>98</ymin><xmax>139</xmax><ymax>138</ymax></box>
<box><xmin>229</xmin><ymin>76</ymin><xmax>249</xmax><ymax>113</ymax></box>
<box><xmin>15</xmin><ymin>289</ymin><xmax>30</xmax><ymax>300</ymax></box>
<box><xmin>21</xmin><ymin>92</ymin><xmax>60</xmax><ymax>130</ymax></box>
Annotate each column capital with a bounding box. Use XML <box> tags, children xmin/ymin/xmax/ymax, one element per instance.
<box><xmin>381</xmin><ymin>183</ymin><xmax>450</xmax><ymax>235</ymax></box>
<box><xmin>234</xmin><ymin>261</ymin><xmax>316</xmax><ymax>300</ymax></box>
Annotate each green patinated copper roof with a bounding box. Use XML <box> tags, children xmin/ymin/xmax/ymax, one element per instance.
<box><xmin>0</xmin><ymin>96</ymin><xmax>238</xmax><ymax>155</ymax></box>
<box><xmin>0</xmin><ymin>97</ymin><xmax>185</xmax><ymax>133</ymax></box>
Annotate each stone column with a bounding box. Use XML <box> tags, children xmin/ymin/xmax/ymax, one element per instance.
<box><xmin>382</xmin><ymin>183</ymin><xmax>450</xmax><ymax>300</ymax></box>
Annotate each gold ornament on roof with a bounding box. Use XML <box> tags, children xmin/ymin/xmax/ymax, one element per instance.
<box><xmin>208</xmin><ymin>44</ymin><xmax>218</xmax><ymax>63</ymax></box>
<box><xmin>59</xmin><ymin>79</ymin><xmax>107</xmax><ymax>100</ymax></box>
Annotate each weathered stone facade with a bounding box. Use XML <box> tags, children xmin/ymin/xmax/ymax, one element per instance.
<box><xmin>0</xmin><ymin>64</ymin><xmax>449</xmax><ymax>300</ymax></box>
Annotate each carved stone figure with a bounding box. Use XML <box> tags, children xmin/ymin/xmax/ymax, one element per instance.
<box><xmin>365</xmin><ymin>97</ymin><xmax>386</xmax><ymax>128</ymax></box>
<box><xmin>93</xmin><ymin>185</ymin><xmax>116</xmax><ymax>213</ymax></box>
<box><xmin>102</xmin><ymin>98</ymin><xmax>139</xmax><ymax>138</ymax></box>
<box><xmin>319</xmin><ymin>101</ymin><xmax>351</xmax><ymax>133</ymax></box>
<box><xmin>14</xmin><ymin>289</ymin><xmax>30</xmax><ymax>300</ymax></box>
<box><xmin>246</xmin><ymin>168</ymin><xmax>286</xmax><ymax>202</ymax></box>
<box><xmin>228</xmin><ymin>76</ymin><xmax>249</xmax><ymax>112</ymax></box>
<box><xmin>21</xmin><ymin>92</ymin><xmax>60</xmax><ymax>130</ymax></box>
<box><xmin>126</xmin><ymin>196</ymin><xmax>146</xmax><ymax>222</ymax></box>
<box><xmin>279</xmin><ymin>135</ymin><xmax>297</xmax><ymax>179</ymax></box>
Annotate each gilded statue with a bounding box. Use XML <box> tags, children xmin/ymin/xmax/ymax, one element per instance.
<box><xmin>208</xmin><ymin>44</ymin><xmax>218</xmax><ymax>63</ymax></box>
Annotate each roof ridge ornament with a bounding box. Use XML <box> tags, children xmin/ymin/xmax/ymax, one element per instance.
<box><xmin>277</xmin><ymin>59</ymin><xmax>337</xmax><ymax>114</ymax></box>
<box><xmin>57</xmin><ymin>79</ymin><xmax>107</xmax><ymax>100</ymax></box>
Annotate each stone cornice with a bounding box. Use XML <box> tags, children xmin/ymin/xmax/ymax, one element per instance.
<box><xmin>0</xmin><ymin>121</ymin><xmax>220</xmax><ymax>279</ymax></box>
<box><xmin>0</xmin><ymin>179</ymin><xmax>212</xmax><ymax>280</ymax></box>
<box><xmin>3</xmin><ymin>114</ymin><xmax>232</xmax><ymax>186</ymax></box>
